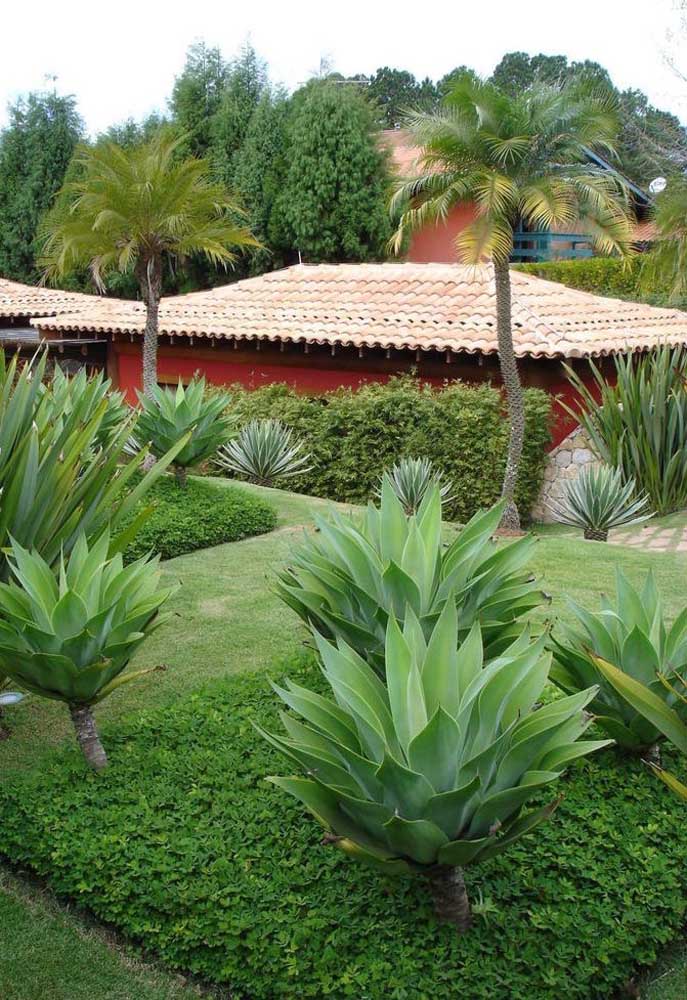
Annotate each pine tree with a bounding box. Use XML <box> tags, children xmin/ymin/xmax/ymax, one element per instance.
<box><xmin>212</xmin><ymin>42</ymin><xmax>269</xmax><ymax>187</ymax></box>
<box><xmin>170</xmin><ymin>42</ymin><xmax>227</xmax><ymax>158</ymax></box>
<box><xmin>281</xmin><ymin>81</ymin><xmax>392</xmax><ymax>262</ymax></box>
<box><xmin>0</xmin><ymin>92</ymin><xmax>83</xmax><ymax>282</ymax></box>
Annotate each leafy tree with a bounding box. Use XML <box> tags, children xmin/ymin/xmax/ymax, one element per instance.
<box><xmin>0</xmin><ymin>91</ymin><xmax>83</xmax><ymax>282</ymax></box>
<box><xmin>282</xmin><ymin>81</ymin><xmax>392</xmax><ymax>261</ymax></box>
<box><xmin>391</xmin><ymin>75</ymin><xmax>632</xmax><ymax>529</ymax></box>
<box><xmin>99</xmin><ymin>112</ymin><xmax>170</xmax><ymax>148</ymax></box>
<box><xmin>233</xmin><ymin>88</ymin><xmax>291</xmax><ymax>272</ymax></box>
<box><xmin>170</xmin><ymin>41</ymin><xmax>227</xmax><ymax>158</ymax></box>
<box><xmin>38</xmin><ymin>134</ymin><xmax>259</xmax><ymax>394</ymax></box>
<box><xmin>367</xmin><ymin>67</ymin><xmax>437</xmax><ymax>128</ymax></box>
<box><xmin>212</xmin><ymin>42</ymin><xmax>269</xmax><ymax>187</ymax></box>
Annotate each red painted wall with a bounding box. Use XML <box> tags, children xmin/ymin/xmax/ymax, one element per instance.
<box><xmin>406</xmin><ymin>204</ymin><xmax>477</xmax><ymax>263</ymax></box>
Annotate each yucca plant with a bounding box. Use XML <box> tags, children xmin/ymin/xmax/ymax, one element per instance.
<box><xmin>565</xmin><ymin>346</ymin><xmax>687</xmax><ymax>515</ymax></box>
<box><xmin>595</xmin><ymin>658</ymin><xmax>687</xmax><ymax>801</ymax></box>
<box><xmin>0</xmin><ymin>533</ymin><xmax>176</xmax><ymax>770</ymax></box>
<box><xmin>134</xmin><ymin>378</ymin><xmax>235</xmax><ymax>487</ymax></box>
<box><xmin>216</xmin><ymin>419</ymin><xmax>310</xmax><ymax>488</ymax></box>
<box><xmin>547</xmin><ymin>464</ymin><xmax>653</xmax><ymax>541</ymax></box>
<box><xmin>550</xmin><ymin>568</ymin><xmax>687</xmax><ymax>750</ymax></box>
<box><xmin>277</xmin><ymin>482</ymin><xmax>546</xmax><ymax>671</ymax></box>
<box><xmin>0</xmin><ymin>351</ymin><xmax>185</xmax><ymax>580</ymax></box>
<box><xmin>261</xmin><ymin>604</ymin><xmax>608</xmax><ymax>932</ymax></box>
<box><xmin>377</xmin><ymin>457</ymin><xmax>454</xmax><ymax>515</ymax></box>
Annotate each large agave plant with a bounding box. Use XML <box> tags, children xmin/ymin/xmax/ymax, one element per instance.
<box><xmin>550</xmin><ymin>568</ymin><xmax>687</xmax><ymax>750</ymax></box>
<box><xmin>277</xmin><ymin>482</ymin><xmax>546</xmax><ymax>670</ymax></box>
<box><xmin>0</xmin><ymin>351</ymin><xmax>185</xmax><ymax>580</ymax></box>
<box><xmin>377</xmin><ymin>456</ymin><xmax>454</xmax><ymax>515</ymax></box>
<box><xmin>216</xmin><ymin>418</ymin><xmax>310</xmax><ymax>487</ymax></box>
<box><xmin>39</xmin><ymin>365</ymin><xmax>130</xmax><ymax>449</ymax></box>
<box><xmin>547</xmin><ymin>464</ymin><xmax>653</xmax><ymax>541</ymax></box>
<box><xmin>261</xmin><ymin>603</ymin><xmax>608</xmax><ymax>932</ymax></box>
<box><xmin>134</xmin><ymin>378</ymin><xmax>235</xmax><ymax>486</ymax></box>
<box><xmin>0</xmin><ymin>532</ymin><xmax>176</xmax><ymax>770</ymax></box>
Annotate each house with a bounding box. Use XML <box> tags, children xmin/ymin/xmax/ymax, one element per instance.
<box><xmin>28</xmin><ymin>262</ymin><xmax>687</xmax><ymax>446</ymax></box>
<box><xmin>381</xmin><ymin>130</ymin><xmax>654</xmax><ymax>265</ymax></box>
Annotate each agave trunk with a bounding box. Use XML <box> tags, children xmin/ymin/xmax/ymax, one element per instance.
<box><xmin>584</xmin><ymin>527</ymin><xmax>608</xmax><ymax>542</ymax></box>
<box><xmin>174</xmin><ymin>464</ymin><xmax>188</xmax><ymax>488</ymax></box>
<box><xmin>427</xmin><ymin>866</ymin><xmax>472</xmax><ymax>933</ymax></box>
<box><xmin>493</xmin><ymin>259</ymin><xmax>525</xmax><ymax>532</ymax></box>
<box><xmin>69</xmin><ymin>704</ymin><xmax>108</xmax><ymax>771</ymax></box>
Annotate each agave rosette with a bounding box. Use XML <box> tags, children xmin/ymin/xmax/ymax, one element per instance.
<box><xmin>134</xmin><ymin>378</ymin><xmax>235</xmax><ymax>469</ymax></box>
<box><xmin>216</xmin><ymin>418</ymin><xmax>311</xmax><ymax>487</ymax></box>
<box><xmin>261</xmin><ymin>601</ymin><xmax>608</xmax><ymax>872</ymax></box>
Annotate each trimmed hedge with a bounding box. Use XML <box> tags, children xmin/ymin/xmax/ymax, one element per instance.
<box><xmin>1</xmin><ymin>657</ymin><xmax>685</xmax><ymax>1000</ymax></box>
<box><xmin>516</xmin><ymin>257</ymin><xmax>687</xmax><ymax>310</ymax></box>
<box><xmin>123</xmin><ymin>476</ymin><xmax>277</xmax><ymax>562</ymax></box>
<box><xmin>223</xmin><ymin>377</ymin><xmax>552</xmax><ymax>523</ymax></box>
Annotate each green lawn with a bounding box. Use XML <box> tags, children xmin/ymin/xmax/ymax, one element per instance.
<box><xmin>1</xmin><ymin>481</ymin><xmax>687</xmax><ymax>997</ymax></box>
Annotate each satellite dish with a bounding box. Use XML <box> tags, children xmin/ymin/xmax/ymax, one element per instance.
<box><xmin>649</xmin><ymin>176</ymin><xmax>667</xmax><ymax>195</ymax></box>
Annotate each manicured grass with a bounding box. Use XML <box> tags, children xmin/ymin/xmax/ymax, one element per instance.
<box><xmin>0</xmin><ymin>868</ymin><xmax>214</xmax><ymax>1000</ymax></box>
<box><xmin>1</xmin><ymin>483</ymin><xmax>687</xmax><ymax>997</ymax></box>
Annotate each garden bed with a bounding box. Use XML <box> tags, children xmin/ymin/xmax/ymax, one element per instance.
<box><xmin>1</xmin><ymin>655</ymin><xmax>685</xmax><ymax>1000</ymax></box>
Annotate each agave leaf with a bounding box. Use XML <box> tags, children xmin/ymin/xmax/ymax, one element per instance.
<box><xmin>383</xmin><ymin>815</ymin><xmax>449</xmax><ymax>865</ymax></box>
<box><xmin>594</xmin><ymin>656</ymin><xmax>687</xmax><ymax>753</ymax></box>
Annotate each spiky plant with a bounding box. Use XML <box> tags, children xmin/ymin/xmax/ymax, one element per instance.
<box><xmin>216</xmin><ymin>419</ymin><xmax>311</xmax><ymax>488</ymax></box>
<box><xmin>39</xmin><ymin>365</ymin><xmax>130</xmax><ymax>449</ymax></box>
<box><xmin>390</xmin><ymin>74</ymin><xmax>632</xmax><ymax>529</ymax></box>
<box><xmin>547</xmin><ymin>464</ymin><xmax>653</xmax><ymax>541</ymax></box>
<box><xmin>38</xmin><ymin>133</ymin><xmax>260</xmax><ymax>394</ymax></box>
<box><xmin>261</xmin><ymin>605</ymin><xmax>608</xmax><ymax>933</ymax></box>
<box><xmin>0</xmin><ymin>533</ymin><xmax>176</xmax><ymax>770</ymax></box>
<box><xmin>551</xmin><ymin>568</ymin><xmax>687</xmax><ymax>751</ymax></box>
<box><xmin>377</xmin><ymin>457</ymin><xmax>454</xmax><ymax>515</ymax></box>
<box><xmin>277</xmin><ymin>482</ymin><xmax>546</xmax><ymax>671</ymax></box>
<box><xmin>133</xmin><ymin>378</ymin><xmax>235</xmax><ymax>487</ymax></box>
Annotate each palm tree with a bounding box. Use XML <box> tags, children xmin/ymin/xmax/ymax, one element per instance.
<box><xmin>641</xmin><ymin>177</ymin><xmax>687</xmax><ymax>302</ymax></box>
<box><xmin>390</xmin><ymin>75</ymin><xmax>633</xmax><ymax>529</ymax></box>
<box><xmin>39</xmin><ymin>133</ymin><xmax>260</xmax><ymax>395</ymax></box>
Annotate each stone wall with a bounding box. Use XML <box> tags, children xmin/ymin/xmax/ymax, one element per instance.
<box><xmin>531</xmin><ymin>425</ymin><xmax>599</xmax><ymax>523</ymax></box>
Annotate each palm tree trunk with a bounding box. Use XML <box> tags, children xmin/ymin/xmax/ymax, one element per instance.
<box><xmin>69</xmin><ymin>704</ymin><xmax>107</xmax><ymax>771</ymax></box>
<box><xmin>137</xmin><ymin>257</ymin><xmax>163</xmax><ymax>398</ymax></box>
<box><xmin>493</xmin><ymin>259</ymin><xmax>525</xmax><ymax>531</ymax></box>
<box><xmin>427</xmin><ymin>865</ymin><xmax>472</xmax><ymax>933</ymax></box>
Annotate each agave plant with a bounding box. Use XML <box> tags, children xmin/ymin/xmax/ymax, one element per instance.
<box><xmin>547</xmin><ymin>464</ymin><xmax>653</xmax><ymax>541</ymax></box>
<box><xmin>261</xmin><ymin>603</ymin><xmax>608</xmax><ymax>932</ymax></box>
<box><xmin>134</xmin><ymin>378</ymin><xmax>235</xmax><ymax>486</ymax></box>
<box><xmin>550</xmin><ymin>568</ymin><xmax>687</xmax><ymax>750</ymax></box>
<box><xmin>216</xmin><ymin>419</ymin><xmax>310</xmax><ymax>488</ymax></box>
<box><xmin>0</xmin><ymin>533</ymin><xmax>176</xmax><ymax>770</ymax></box>
<box><xmin>0</xmin><ymin>350</ymin><xmax>186</xmax><ymax>580</ymax></box>
<box><xmin>565</xmin><ymin>345</ymin><xmax>687</xmax><ymax>515</ymax></box>
<box><xmin>377</xmin><ymin>457</ymin><xmax>454</xmax><ymax>515</ymax></box>
<box><xmin>277</xmin><ymin>482</ymin><xmax>546</xmax><ymax>670</ymax></box>
<box><xmin>39</xmin><ymin>365</ymin><xmax>130</xmax><ymax>449</ymax></box>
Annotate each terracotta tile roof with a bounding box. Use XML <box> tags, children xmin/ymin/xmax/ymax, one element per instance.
<box><xmin>31</xmin><ymin>262</ymin><xmax>687</xmax><ymax>360</ymax></box>
<box><xmin>0</xmin><ymin>277</ymin><xmax>105</xmax><ymax>318</ymax></box>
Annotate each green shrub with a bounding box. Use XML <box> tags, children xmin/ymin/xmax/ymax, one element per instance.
<box><xmin>122</xmin><ymin>477</ymin><xmax>277</xmax><ymax>562</ymax></box>
<box><xmin>516</xmin><ymin>257</ymin><xmax>687</xmax><ymax>310</ymax></box>
<box><xmin>223</xmin><ymin>377</ymin><xmax>552</xmax><ymax>523</ymax></box>
<box><xmin>0</xmin><ymin>658</ymin><xmax>686</xmax><ymax>999</ymax></box>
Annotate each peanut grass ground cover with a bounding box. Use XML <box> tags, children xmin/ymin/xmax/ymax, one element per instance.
<box><xmin>2</xmin><ymin>482</ymin><xmax>687</xmax><ymax>998</ymax></box>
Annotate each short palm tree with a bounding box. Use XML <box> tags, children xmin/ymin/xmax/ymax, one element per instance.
<box><xmin>39</xmin><ymin>133</ymin><xmax>260</xmax><ymax>395</ymax></box>
<box><xmin>390</xmin><ymin>75</ymin><xmax>633</xmax><ymax>529</ymax></box>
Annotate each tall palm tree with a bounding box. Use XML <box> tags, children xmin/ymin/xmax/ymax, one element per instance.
<box><xmin>390</xmin><ymin>75</ymin><xmax>633</xmax><ymax>529</ymax></box>
<box><xmin>641</xmin><ymin>177</ymin><xmax>687</xmax><ymax>302</ymax></box>
<box><xmin>39</xmin><ymin>133</ymin><xmax>260</xmax><ymax>395</ymax></box>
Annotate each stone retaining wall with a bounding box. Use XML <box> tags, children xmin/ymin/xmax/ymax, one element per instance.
<box><xmin>531</xmin><ymin>425</ymin><xmax>599</xmax><ymax>523</ymax></box>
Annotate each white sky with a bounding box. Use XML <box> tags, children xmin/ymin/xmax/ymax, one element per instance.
<box><xmin>2</xmin><ymin>0</ymin><xmax>687</xmax><ymax>135</ymax></box>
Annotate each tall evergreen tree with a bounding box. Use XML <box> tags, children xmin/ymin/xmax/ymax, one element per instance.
<box><xmin>170</xmin><ymin>41</ymin><xmax>227</xmax><ymax>158</ymax></box>
<box><xmin>366</xmin><ymin>67</ymin><xmax>437</xmax><ymax>128</ymax></box>
<box><xmin>281</xmin><ymin>81</ymin><xmax>392</xmax><ymax>262</ymax></box>
<box><xmin>0</xmin><ymin>91</ymin><xmax>83</xmax><ymax>282</ymax></box>
<box><xmin>212</xmin><ymin>42</ymin><xmax>269</xmax><ymax>186</ymax></box>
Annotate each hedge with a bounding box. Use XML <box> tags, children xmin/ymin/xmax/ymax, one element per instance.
<box><xmin>0</xmin><ymin>655</ymin><xmax>685</xmax><ymax>1000</ymax></box>
<box><xmin>516</xmin><ymin>257</ymin><xmax>687</xmax><ymax>310</ymax></box>
<box><xmin>223</xmin><ymin>377</ymin><xmax>552</xmax><ymax>523</ymax></box>
<box><xmin>123</xmin><ymin>476</ymin><xmax>277</xmax><ymax>562</ymax></box>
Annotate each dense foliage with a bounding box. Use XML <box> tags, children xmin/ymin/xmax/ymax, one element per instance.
<box><xmin>122</xmin><ymin>477</ymin><xmax>277</xmax><ymax>562</ymax></box>
<box><xmin>0</xmin><ymin>92</ymin><xmax>83</xmax><ymax>282</ymax></box>
<box><xmin>565</xmin><ymin>346</ymin><xmax>687</xmax><ymax>515</ymax></box>
<box><xmin>516</xmin><ymin>258</ymin><xmax>686</xmax><ymax>309</ymax></box>
<box><xmin>1</xmin><ymin>659</ymin><xmax>686</xmax><ymax>998</ymax></box>
<box><xmin>224</xmin><ymin>377</ymin><xmax>551</xmax><ymax>522</ymax></box>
